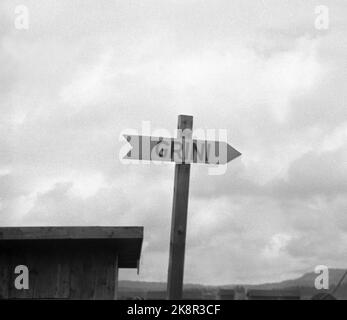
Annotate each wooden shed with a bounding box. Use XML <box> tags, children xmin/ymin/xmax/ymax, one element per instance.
<box><xmin>0</xmin><ymin>226</ymin><xmax>143</xmax><ymax>299</ymax></box>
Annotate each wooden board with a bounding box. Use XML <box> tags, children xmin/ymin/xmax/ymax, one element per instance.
<box><xmin>123</xmin><ymin>135</ymin><xmax>241</xmax><ymax>164</ymax></box>
<box><xmin>0</xmin><ymin>251</ymin><xmax>9</xmax><ymax>299</ymax></box>
<box><xmin>0</xmin><ymin>227</ymin><xmax>143</xmax><ymax>268</ymax></box>
<box><xmin>0</xmin><ymin>247</ymin><xmax>118</xmax><ymax>299</ymax></box>
<box><xmin>0</xmin><ymin>226</ymin><xmax>143</xmax><ymax>240</ymax></box>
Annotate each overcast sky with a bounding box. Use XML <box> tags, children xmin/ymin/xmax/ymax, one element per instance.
<box><xmin>1</xmin><ymin>0</ymin><xmax>347</xmax><ymax>285</ymax></box>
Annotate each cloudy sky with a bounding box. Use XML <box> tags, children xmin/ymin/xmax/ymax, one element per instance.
<box><xmin>1</xmin><ymin>0</ymin><xmax>347</xmax><ymax>285</ymax></box>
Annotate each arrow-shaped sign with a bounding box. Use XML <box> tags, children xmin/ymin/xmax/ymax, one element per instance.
<box><xmin>123</xmin><ymin>134</ymin><xmax>241</xmax><ymax>165</ymax></box>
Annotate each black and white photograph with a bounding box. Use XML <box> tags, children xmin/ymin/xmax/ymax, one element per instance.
<box><xmin>0</xmin><ymin>0</ymin><xmax>347</xmax><ymax>310</ymax></box>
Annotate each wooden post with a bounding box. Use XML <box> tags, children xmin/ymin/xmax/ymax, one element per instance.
<box><xmin>114</xmin><ymin>254</ymin><xmax>119</xmax><ymax>300</ymax></box>
<box><xmin>167</xmin><ymin>115</ymin><xmax>193</xmax><ymax>300</ymax></box>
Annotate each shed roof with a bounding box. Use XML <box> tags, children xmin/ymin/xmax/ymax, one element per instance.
<box><xmin>0</xmin><ymin>226</ymin><xmax>143</xmax><ymax>268</ymax></box>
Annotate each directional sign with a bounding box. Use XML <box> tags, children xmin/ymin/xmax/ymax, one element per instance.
<box><xmin>123</xmin><ymin>134</ymin><xmax>241</xmax><ymax>165</ymax></box>
<box><xmin>120</xmin><ymin>115</ymin><xmax>241</xmax><ymax>300</ymax></box>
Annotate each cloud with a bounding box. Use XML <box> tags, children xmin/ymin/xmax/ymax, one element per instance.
<box><xmin>271</xmin><ymin>147</ymin><xmax>347</xmax><ymax>198</ymax></box>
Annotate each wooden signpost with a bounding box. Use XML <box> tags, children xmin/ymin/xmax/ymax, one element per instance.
<box><xmin>123</xmin><ymin>115</ymin><xmax>241</xmax><ymax>299</ymax></box>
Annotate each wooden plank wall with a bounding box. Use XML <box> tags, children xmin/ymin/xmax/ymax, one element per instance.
<box><xmin>0</xmin><ymin>247</ymin><xmax>118</xmax><ymax>299</ymax></box>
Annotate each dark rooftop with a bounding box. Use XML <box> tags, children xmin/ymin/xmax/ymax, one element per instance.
<box><xmin>0</xmin><ymin>226</ymin><xmax>143</xmax><ymax>268</ymax></box>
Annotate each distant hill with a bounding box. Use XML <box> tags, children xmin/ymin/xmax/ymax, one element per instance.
<box><xmin>118</xmin><ymin>268</ymin><xmax>347</xmax><ymax>299</ymax></box>
<box><xmin>245</xmin><ymin>268</ymin><xmax>347</xmax><ymax>290</ymax></box>
<box><xmin>119</xmin><ymin>280</ymin><xmax>211</xmax><ymax>292</ymax></box>
<box><xmin>120</xmin><ymin>268</ymin><xmax>346</xmax><ymax>290</ymax></box>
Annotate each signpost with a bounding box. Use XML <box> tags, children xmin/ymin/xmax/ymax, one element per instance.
<box><xmin>123</xmin><ymin>115</ymin><xmax>241</xmax><ymax>299</ymax></box>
